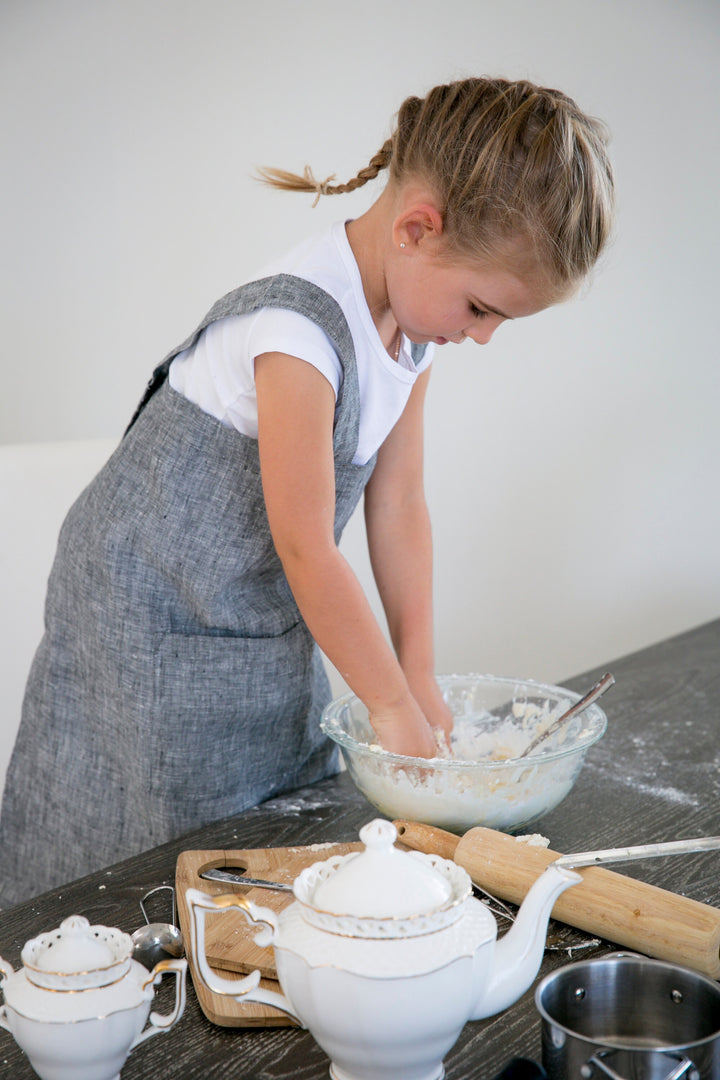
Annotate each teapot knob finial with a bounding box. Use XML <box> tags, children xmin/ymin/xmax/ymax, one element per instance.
<box><xmin>59</xmin><ymin>915</ymin><xmax>92</xmax><ymax>937</ymax></box>
<box><xmin>359</xmin><ymin>819</ymin><xmax>397</xmax><ymax>852</ymax></box>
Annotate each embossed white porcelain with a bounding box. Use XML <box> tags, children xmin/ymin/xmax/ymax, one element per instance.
<box><xmin>187</xmin><ymin>819</ymin><xmax>580</xmax><ymax>1080</ymax></box>
<box><xmin>0</xmin><ymin>915</ymin><xmax>187</xmax><ymax>1080</ymax></box>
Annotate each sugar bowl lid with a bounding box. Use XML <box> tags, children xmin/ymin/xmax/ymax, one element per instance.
<box><xmin>21</xmin><ymin>915</ymin><xmax>133</xmax><ymax>990</ymax></box>
<box><xmin>294</xmin><ymin>819</ymin><xmax>471</xmax><ymax>938</ymax></box>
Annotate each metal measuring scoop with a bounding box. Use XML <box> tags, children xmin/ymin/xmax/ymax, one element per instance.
<box><xmin>131</xmin><ymin>885</ymin><xmax>184</xmax><ymax>969</ymax></box>
<box><xmin>518</xmin><ymin>672</ymin><xmax>615</xmax><ymax>758</ymax></box>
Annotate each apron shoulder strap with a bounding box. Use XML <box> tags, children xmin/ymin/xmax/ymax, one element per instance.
<box><xmin>125</xmin><ymin>274</ymin><xmax>361</xmax><ymax>462</ymax></box>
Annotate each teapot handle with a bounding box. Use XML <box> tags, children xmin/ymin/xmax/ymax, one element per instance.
<box><xmin>131</xmin><ymin>957</ymin><xmax>188</xmax><ymax>1048</ymax></box>
<box><xmin>0</xmin><ymin>958</ymin><xmax>13</xmax><ymax>1034</ymax></box>
<box><xmin>185</xmin><ymin>888</ymin><xmax>302</xmax><ymax>1024</ymax></box>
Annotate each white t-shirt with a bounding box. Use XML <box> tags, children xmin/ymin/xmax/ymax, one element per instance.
<box><xmin>169</xmin><ymin>222</ymin><xmax>434</xmax><ymax>465</ymax></box>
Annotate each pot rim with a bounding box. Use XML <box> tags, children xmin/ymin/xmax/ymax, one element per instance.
<box><xmin>535</xmin><ymin>952</ymin><xmax>720</xmax><ymax>1052</ymax></box>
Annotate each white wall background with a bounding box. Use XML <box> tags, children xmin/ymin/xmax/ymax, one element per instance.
<box><xmin>2</xmin><ymin>0</ymin><xmax>719</xmax><ymax>701</ymax></box>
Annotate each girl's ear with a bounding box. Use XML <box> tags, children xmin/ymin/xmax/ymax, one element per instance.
<box><xmin>393</xmin><ymin>202</ymin><xmax>444</xmax><ymax>252</ymax></box>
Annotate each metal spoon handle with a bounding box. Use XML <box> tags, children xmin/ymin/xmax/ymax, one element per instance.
<box><xmin>553</xmin><ymin>836</ymin><xmax>720</xmax><ymax>869</ymax></box>
<box><xmin>519</xmin><ymin>672</ymin><xmax>615</xmax><ymax>758</ymax></box>
<box><xmin>139</xmin><ymin>883</ymin><xmax>177</xmax><ymax>926</ymax></box>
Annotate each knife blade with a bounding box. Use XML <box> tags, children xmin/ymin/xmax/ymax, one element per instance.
<box><xmin>199</xmin><ymin>867</ymin><xmax>294</xmax><ymax>892</ymax></box>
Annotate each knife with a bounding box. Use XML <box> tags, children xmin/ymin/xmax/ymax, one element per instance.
<box><xmin>551</xmin><ymin>836</ymin><xmax>720</xmax><ymax>869</ymax></box>
<box><xmin>201</xmin><ymin>836</ymin><xmax>720</xmax><ymax>893</ymax></box>
<box><xmin>200</xmin><ymin>867</ymin><xmax>294</xmax><ymax>892</ymax></box>
<box><xmin>395</xmin><ymin>821</ymin><xmax>720</xmax><ymax>871</ymax></box>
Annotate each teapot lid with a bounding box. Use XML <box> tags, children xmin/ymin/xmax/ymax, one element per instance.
<box><xmin>21</xmin><ymin>915</ymin><xmax>133</xmax><ymax>990</ymax></box>
<box><xmin>313</xmin><ymin>820</ymin><xmax>451</xmax><ymax>917</ymax></box>
<box><xmin>294</xmin><ymin>819</ymin><xmax>471</xmax><ymax>938</ymax></box>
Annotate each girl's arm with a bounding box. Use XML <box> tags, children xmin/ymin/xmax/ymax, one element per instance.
<box><xmin>363</xmin><ymin>366</ymin><xmax>453</xmax><ymax>744</ymax></box>
<box><xmin>255</xmin><ymin>350</ymin><xmax>439</xmax><ymax>757</ymax></box>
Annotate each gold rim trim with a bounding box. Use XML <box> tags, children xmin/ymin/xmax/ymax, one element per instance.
<box><xmin>296</xmin><ymin>854</ymin><xmax>471</xmax><ymax>927</ymax></box>
<box><xmin>140</xmin><ymin>958</ymin><xmax>183</xmax><ymax>992</ymax></box>
<box><xmin>23</xmin><ymin>944</ymin><xmax>131</xmax><ymax>980</ymax></box>
<box><xmin>206</xmin><ymin>893</ymin><xmax>256</xmax><ymax>913</ymax></box>
<box><xmin>20</xmin><ymin>968</ymin><xmax>129</xmax><ymax>994</ymax></box>
<box><xmin>4</xmin><ymin>990</ymin><xmax>148</xmax><ymax>1024</ymax></box>
<box><xmin>277</xmin><ymin>940</ymin><xmax>480</xmax><ymax>976</ymax></box>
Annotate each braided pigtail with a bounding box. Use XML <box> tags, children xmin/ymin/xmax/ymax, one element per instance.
<box><xmin>258</xmin><ymin>78</ymin><xmax>613</xmax><ymax>295</ymax></box>
<box><xmin>257</xmin><ymin>140</ymin><xmax>393</xmax><ymax>206</ymax></box>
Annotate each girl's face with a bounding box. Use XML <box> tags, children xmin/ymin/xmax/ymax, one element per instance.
<box><xmin>389</xmin><ymin>249</ymin><xmax>550</xmax><ymax>348</ymax></box>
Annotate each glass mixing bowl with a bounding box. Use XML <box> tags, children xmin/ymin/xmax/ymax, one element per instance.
<box><xmin>321</xmin><ymin>674</ymin><xmax>607</xmax><ymax>834</ymax></box>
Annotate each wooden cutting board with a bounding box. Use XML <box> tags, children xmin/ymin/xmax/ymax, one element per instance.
<box><xmin>176</xmin><ymin>842</ymin><xmax>360</xmax><ymax>1027</ymax></box>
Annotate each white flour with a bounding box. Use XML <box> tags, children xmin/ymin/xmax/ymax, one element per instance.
<box><xmin>349</xmin><ymin>702</ymin><xmax>585</xmax><ymax>834</ymax></box>
<box><xmin>515</xmin><ymin>833</ymin><xmax>551</xmax><ymax>847</ymax></box>
<box><xmin>449</xmin><ymin>715</ymin><xmax>538</xmax><ymax>761</ymax></box>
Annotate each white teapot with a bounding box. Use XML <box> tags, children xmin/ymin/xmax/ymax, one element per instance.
<box><xmin>187</xmin><ymin>819</ymin><xmax>580</xmax><ymax>1080</ymax></box>
<box><xmin>0</xmin><ymin>914</ymin><xmax>187</xmax><ymax>1080</ymax></box>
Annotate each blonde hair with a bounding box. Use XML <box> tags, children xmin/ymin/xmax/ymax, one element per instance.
<box><xmin>258</xmin><ymin>77</ymin><xmax>614</xmax><ymax>298</ymax></box>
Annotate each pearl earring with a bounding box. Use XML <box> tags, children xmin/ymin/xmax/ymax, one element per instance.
<box><xmin>399</xmin><ymin>242</ymin><xmax>406</xmax><ymax>249</ymax></box>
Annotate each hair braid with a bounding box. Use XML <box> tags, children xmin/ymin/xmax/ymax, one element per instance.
<box><xmin>258</xmin><ymin>76</ymin><xmax>614</xmax><ymax>294</ymax></box>
<box><xmin>257</xmin><ymin>140</ymin><xmax>393</xmax><ymax>205</ymax></box>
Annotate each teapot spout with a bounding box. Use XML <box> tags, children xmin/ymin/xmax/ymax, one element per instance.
<box><xmin>470</xmin><ymin>864</ymin><xmax>580</xmax><ymax>1020</ymax></box>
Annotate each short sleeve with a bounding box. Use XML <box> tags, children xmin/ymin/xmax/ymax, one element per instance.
<box><xmin>246</xmin><ymin>307</ymin><xmax>342</xmax><ymax>397</ymax></box>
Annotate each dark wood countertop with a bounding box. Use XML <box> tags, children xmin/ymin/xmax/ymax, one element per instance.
<box><xmin>1</xmin><ymin>619</ymin><xmax>719</xmax><ymax>1078</ymax></box>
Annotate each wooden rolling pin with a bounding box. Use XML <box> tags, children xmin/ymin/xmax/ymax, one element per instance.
<box><xmin>394</xmin><ymin>821</ymin><xmax>720</xmax><ymax>979</ymax></box>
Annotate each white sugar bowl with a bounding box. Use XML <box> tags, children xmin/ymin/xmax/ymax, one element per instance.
<box><xmin>187</xmin><ymin>819</ymin><xmax>579</xmax><ymax>1080</ymax></box>
<box><xmin>0</xmin><ymin>914</ymin><xmax>187</xmax><ymax>1080</ymax></box>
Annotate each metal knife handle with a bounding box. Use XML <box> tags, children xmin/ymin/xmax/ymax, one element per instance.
<box><xmin>553</xmin><ymin>836</ymin><xmax>720</xmax><ymax>869</ymax></box>
<box><xmin>200</xmin><ymin>868</ymin><xmax>294</xmax><ymax>892</ymax></box>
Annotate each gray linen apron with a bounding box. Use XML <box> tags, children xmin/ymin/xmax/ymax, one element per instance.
<box><xmin>0</xmin><ymin>274</ymin><xmax>383</xmax><ymax>907</ymax></box>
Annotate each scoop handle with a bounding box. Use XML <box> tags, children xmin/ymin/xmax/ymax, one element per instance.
<box><xmin>518</xmin><ymin>672</ymin><xmax>615</xmax><ymax>757</ymax></box>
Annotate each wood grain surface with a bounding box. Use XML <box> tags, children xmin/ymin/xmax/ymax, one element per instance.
<box><xmin>0</xmin><ymin>618</ymin><xmax>718</xmax><ymax>1079</ymax></box>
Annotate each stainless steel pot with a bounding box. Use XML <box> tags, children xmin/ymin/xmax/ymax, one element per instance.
<box><xmin>535</xmin><ymin>953</ymin><xmax>720</xmax><ymax>1080</ymax></box>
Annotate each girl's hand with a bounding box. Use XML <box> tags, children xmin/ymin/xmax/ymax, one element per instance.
<box><xmin>369</xmin><ymin>699</ymin><xmax>439</xmax><ymax>759</ymax></box>
<box><xmin>405</xmin><ymin>673</ymin><xmax>454</xmax><ymax>752</ymax></box>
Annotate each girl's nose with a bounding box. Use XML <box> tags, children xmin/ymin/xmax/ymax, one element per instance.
<box><xmin>467</xmin><ymin>316</ymin><xmax>502</xmax><ymax>345</ymax></box>
<box><xmin>466</xmin><ymin>328</ymin><xmax>492</xmax><ymax>345</ymax></box>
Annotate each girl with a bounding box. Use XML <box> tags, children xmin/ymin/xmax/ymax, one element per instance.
<box><xmin>0</xmin><ymin>77</ymin><xmax>614</xmax><ymax>906</ymax></box>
